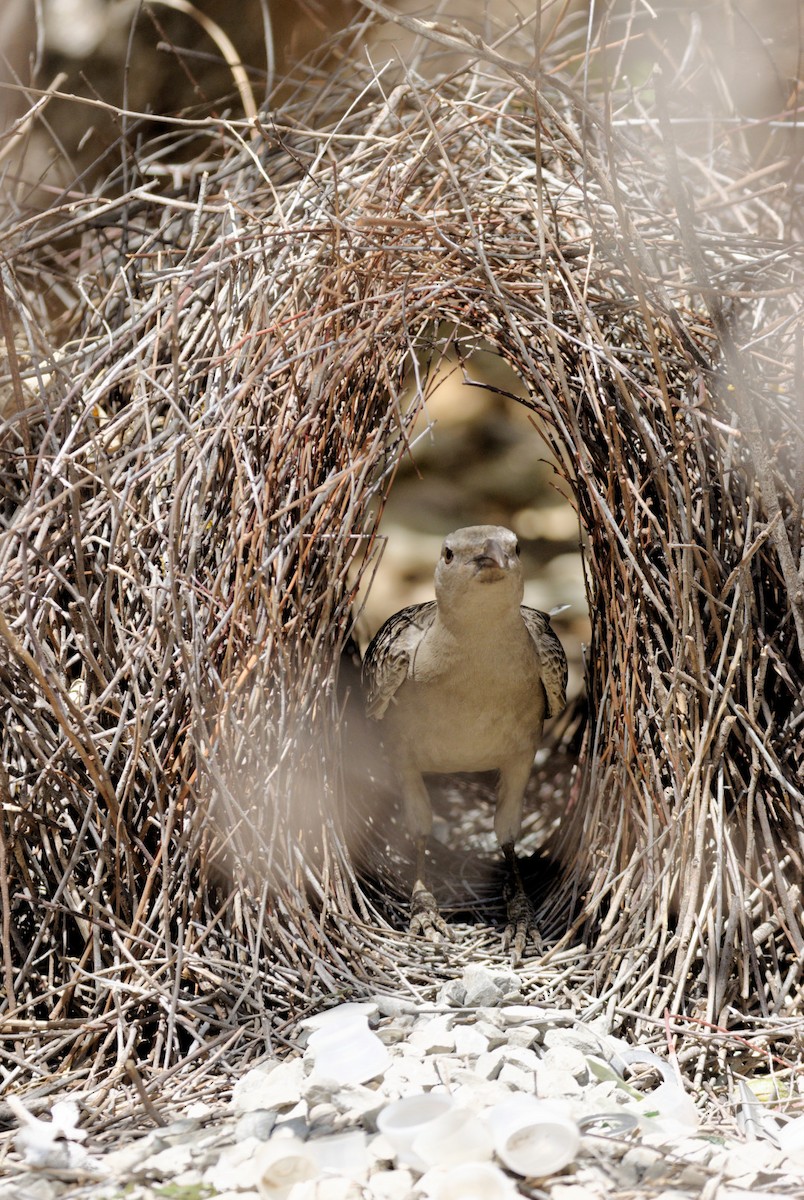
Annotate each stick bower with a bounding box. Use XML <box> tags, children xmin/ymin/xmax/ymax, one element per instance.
<box><xmin>1</xmin><ymin>23</ymin><xmax>802</xmax><ymax>1091</ymax></box>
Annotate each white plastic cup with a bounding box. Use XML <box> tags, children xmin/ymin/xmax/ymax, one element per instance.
<box><xmin>376</xmin><ymin>1093</ymin><xmax>454</xmax><ymax>1171</ymax></box>
<box><xmin>255</xmin><ymin>1136</ymin><xmax>319</xmax><ymax>1198</ymax></box>
<box><xmin>486</xmin><ymin>1098</ymin><xmax>580</xmax><ymax>1177</ymax></box>
<box><xmin>412</xmin><ymin>1106</ymin><xmax>494</xmax><ymax>1169</ymax></box>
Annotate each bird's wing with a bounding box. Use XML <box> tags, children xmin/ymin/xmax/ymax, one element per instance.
<box><xmin>521</xmin><ymin>606</ymin><xmax>568</xmax><ymax>718</ymax></box>
<box><xmin>361</xmin><ymin>601</ymin><xmax>437</xmax><ymax>719</ymax></box>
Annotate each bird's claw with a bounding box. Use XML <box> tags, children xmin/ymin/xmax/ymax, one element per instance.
<box><xmin>410</xmin><ymin>886</ymin><xmax>450</xmax><ymax>942</ymax></box>
<box><xmin>502</xmin><ymin>888</ymin><xmax>543</xmax><ymax>966</ymax></box>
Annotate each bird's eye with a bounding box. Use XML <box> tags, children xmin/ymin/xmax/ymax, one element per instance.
<box><xmin>444</xmin><ymin>547</ymin><xmax>454</xmax><ymax>563</ymax></box>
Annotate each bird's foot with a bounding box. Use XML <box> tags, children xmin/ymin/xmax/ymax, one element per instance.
<box><xmin>502</xmin><ymin>884</ymin><xmax>543</xmax><ymax>967</ymax></box>
<box><xmin>410</xmin><ymin>884</ymin><xmax>450</xmax><ymax>943</ymax></box>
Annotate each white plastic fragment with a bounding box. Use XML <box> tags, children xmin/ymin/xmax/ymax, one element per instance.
<box><xmin>617</xmin><ymin>1047</ymin><xmax>699</xmax><ymax>1134</ymax></box>
<box><xmin>299</xmin><ymin>1002</ymin><xmax>379</xmax><ymax>1032</ymax></box>
<box><xmin>23</xmin><ymin>992</ymin><xmax>791</xmax><ymax>1200</ymax></box>
<box><xmin>735</xmin><ymin>1079</ymin><xmax>780</xmax><ymax>1143</ymax></box>
<box><xmin>640</xmin><ymin>1079</ymin><xmax>699</xmax><ymax>1132</ymax></box>
<box><xmin>7</xmin><ymin>1096</ymin><xmax>100</xmax><ymax>1172</ymax></box>
<box><xmin>306</xmin><ymin>1013</ymin><xmax>390</xmax><ymax>1086</ymax></box>
<box><xmin>777</xmin><ymin>1114</ymin><xmax>804</xmax><ymax>1166</ymax></box>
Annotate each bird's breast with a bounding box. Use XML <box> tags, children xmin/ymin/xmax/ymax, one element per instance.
<box><xmin>386</xmin><ymin>627</ymin><xmax>546</xmax><ymax>773</ymax></box>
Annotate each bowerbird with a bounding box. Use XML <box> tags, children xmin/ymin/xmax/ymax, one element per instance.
<box><xmin>362</xmin><ymin>525</ymin><xmax>567</xmax><ymax>963</ymax></box>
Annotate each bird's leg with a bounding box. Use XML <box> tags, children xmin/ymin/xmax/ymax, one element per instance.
<box><xmin>397</xmin><ymin>757</ymin><xmax>449</xmax><ymax>942</ymax></box>
<box><xmin>410</xmin><ymin>834</ymin><xmax>449</xmax><ymax>941</ymax></box>
<box><xmin>496</xmin><ymin>756</ymin><xmax>543</xmax><ymax>965</ymax></box>
<box><xmin>501</xmin><ymin>842</ymin><xmax>543</xmax><ymax>965</ymax></box>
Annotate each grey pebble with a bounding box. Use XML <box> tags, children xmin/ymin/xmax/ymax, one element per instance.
<box><xmin>234</xmin><ymin>1110</ymin><xmax>276</xmax><ymax>1142</ymax></box>
<box><xmin>462</xmin><ymin>964</ymin><xmax>504</xmax><ymax>1007</ymax></box>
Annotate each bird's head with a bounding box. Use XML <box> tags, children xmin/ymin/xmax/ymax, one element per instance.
<box><xmin>434</xmin><ymin>525</ymin><xmax>524</xmax><ymax>617</ymax></box>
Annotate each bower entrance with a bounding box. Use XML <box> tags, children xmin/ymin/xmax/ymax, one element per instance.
<box><xmin>1</xmin><ymin>13</ymin><xmax>802</xmax><ymax>1091</ymax></box>
<box><xmin>352</xmin><ymin>342</ymin><xmax>589</xmax><ymax>942</ymax></box>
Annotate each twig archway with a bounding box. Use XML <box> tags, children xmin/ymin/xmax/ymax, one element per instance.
<box><xmin>0</xmin><ymin>25</ymin><xmax>802</xmax><ymax>1090</ymax></box>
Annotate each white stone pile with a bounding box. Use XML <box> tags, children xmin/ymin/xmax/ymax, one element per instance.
<box><xmin>4</xmin><ymin>963</ymin><xmax>804</xmax><ymax>1200</ymax></box>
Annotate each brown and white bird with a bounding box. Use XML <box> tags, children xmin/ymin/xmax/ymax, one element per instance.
<box><xmin>362</xmin><ymin>525</ymin><xmax>567</xmax><ymax>962</ymax></box>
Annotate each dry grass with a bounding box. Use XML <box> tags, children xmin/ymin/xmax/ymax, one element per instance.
<box><xmin>0</xmin><ymin>2</ymin><xmax>802</xmax><ymax>1107</ymax></box>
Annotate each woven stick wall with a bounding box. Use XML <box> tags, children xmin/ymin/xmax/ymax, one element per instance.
<box><xmin>1</xmin><ymin>10</ymin><xmax>802</xmax><ymax>1090</ymax></box>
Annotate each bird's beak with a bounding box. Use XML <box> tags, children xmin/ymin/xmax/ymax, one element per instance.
<box><xmin>473</xmin><ymin>538</ymin><xmax>508</xmax><ymax>571</ymax></box>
